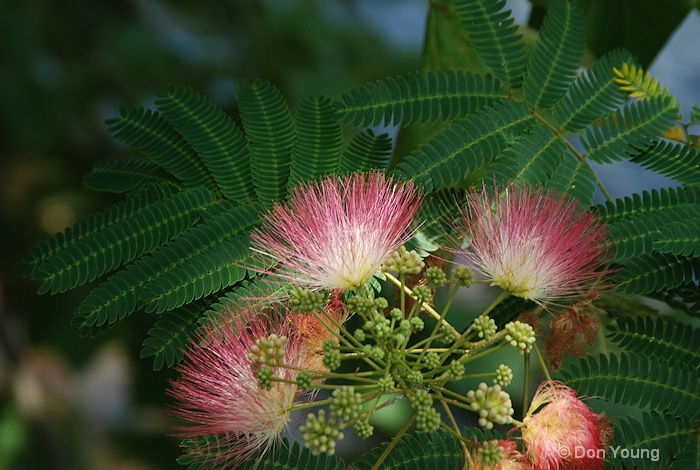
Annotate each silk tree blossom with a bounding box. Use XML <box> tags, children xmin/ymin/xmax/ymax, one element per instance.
<box><xmin>519</xmin><ymin>381</ymin><xmax>604</xmax><ymax>470</ymax></box>
<box><xmin>169</xmin><ymin>307</ymin><xmax>309</xmax><ymax>469</ymax></box>
<box><xmin>250</xmin><ymin>172</ymin><xmax>422</xmax><ymax>291</ymax></box>
<box><xmin>456</xmin><ymin>183</ymin><xmax>612</xmax><ymax>306</ymax></box>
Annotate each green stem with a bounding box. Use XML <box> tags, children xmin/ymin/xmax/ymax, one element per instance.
<box><xmin>371</xmin><ymin>412</ymin><xmax>416</xmax><ymax>470</ymax></box>
<box><xmin>533</xmin><ymin>343</ymin><xmax>552</xmax><ymax>381</ymax></box>
<box><xmin>383</xmin><ymin>271</ymin><xmax>444</xmax><ymax>323</ymax></box>
<box><xmin>523</xmin><ymin>351</ymin><xmax>530</xmax><ymax>418</ymax></box>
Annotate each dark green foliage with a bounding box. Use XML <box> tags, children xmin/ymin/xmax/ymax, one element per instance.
<box><xmin>83</xmin><ymin>158</ymin><xmax>177</xmax><ymax>193</ymax></box>
<box><xmin>546</xmin><ymin>155</ymin><xmax>598</xmax><ymax>205</ymax></box>
<box><xmin>24</xmin><ymin>182</ymin><xmax>179</xmax><ymax>277</ymax></box>
<box><xmin>582</xmin><ymin>96</ymin><xmax>680</xmax><ymax>164</ymax></box>
<box><xmin>523</xmin><ymin>0</ymin><xmax>585</xmax><ymax>110</ymax></box>
<box><xmin>615</xmin><ymin>253</ymin><xmax>700</xmax><ymax>295</ymax></box>
<box><xmin>453</xmin><ymin>0</ymin><xmax>528</xmax><ymax>89</ymax></box>
<box><xmin>32</xmin><ymin>187</ymin><xmax>217</xmax><ymax>295</ymax></box>
<box><xmin>108</xmin><ymin>106</ymin><xmax>219</xmax><ymax>191</ymax></box>
<box><xmin>353</xmin><ymin>429</ymin><xmax>463</xmax><ymax>470</ymax></box>
<box><xmin>289</xmin><ymin>96</ymin><xmax>342</xmax><ymax>188</ymax></box>
<box><xmin>392</xmin><ymin>100</ymin><xmax>534</xmax><ymax>192</ymax></box>
<box><xmin>178</xmin><ymin>437</ymin><xmax>347</xmax><ymax>470</ymax></box>
<box><xmin>490</xmin><ymin>125</ymin><xmax>570</xmax><ymax>187</ymax></box>
<box><xmin>595</xmin><ymin>187</ymin><xmax>700</xmax><ymax>262</ymax></box>
<box><xmin>558</xmin><ymin>353</ymin><xmax>700</xmax><ymax>419</ymax></box>
<box><xmin>140</xmin><ymin>300</ymin><xmax>209</xmax><ymax>370</ymax></box>
<box><xmin>553</xmin><ymin>48</ymin><xmax>633</xmax><ymax>132</ymax></box>
<box><xmin>610</xmin><ymin>412</ymin><xmax>697</xmax><ymax>470</ymax></box>
<box><xmin>338</xmin><ymin>130</ymin><xmax>393</xmax><ymax>173</ymax></box>
<box><xmin>606</xmin><ymin>316</ymin><xmax>700</xmax><ymax>367</ymax></box>
<box><xmin>336</xmin><ymin>70</ymin><xmax>506</xmax><ymax>127</ymax></box>
<box><xmin>632</xmin><ymin>140</ymin><xmax>700</xmax><ymax>186</ymax></box>
<box><xmin>155</xmin><ymin>85</ymin><xmax>257</xmax><ymax>204</ymax></box>
<box><xmin>237</xmin><ymin>79</ymin><xmax>296</xmax><ymax>203</ymax></box>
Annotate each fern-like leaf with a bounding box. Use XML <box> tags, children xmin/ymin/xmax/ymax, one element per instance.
<box><xmin>453</xmin><ymin>0</ymin><xmax>528</xmax><ymax>89</ymax></box>
<box><xmin>82</xmin><ymin>159</ymin><xmax>177</xmax><ymax>194</ymax></box>
<box><xmin>631</xmin><ymin>140</ymin><xmax>700</xmax><ymax>186</ymax></box>
<box><xmin>140</xmin><ymin>301</ymin><xmax>207</xmax><ymax>370</ymax></box>
<box><xmin>523</xmin><ymin>0</ymin><xmax>585</xmax><ymax>110</ymax></box>
<box><xmin>595</xmin><ymin>186</ymin><xmax>700</xmax><ymax>225</ymax></box>
<box><xmin>24</xmin><ymin>183</ymin><xmax>179</xmax><ymax>277</ymax></box>
<box><xmin>288</xmin><ymin>96</ymin><xmax>342</xmax><ymax>188</ymax></box>
<box><xmin>393</xmin><ymin>100</ymin><xmax>534</xmax><ymax>193</ymax></box>
<box><xmin>652</xmin><ymin>282</ymin><xmax>700</xmax><ymax>319</ymax></box>
<box><xmin>490</xmin><ymin>125</ymin><xmax>570</xmax><ymax>187</ymax></box>
<box><xmin>336</xmin><ymin>70</ymin><xmax>505</xmax><ymax>127</ymax></box>
<box><xmin>155</xmin><ymin>85</ymin><xmax>257</xmax><ymax>204</ymax></box>
<box><xmin>607</xmin><ymin>316</ymin><xmax>700</xmax><ymax>367</ymax></box>
<box><xmin>615</xmin><ymin>253</ymin><xmax>700</xmax><ymax>295</ymax></box>
<box><xmin>237</xmin><ymin>79</ymin><xmax>295</xmax><ymax>202</ymax></box>
<box><xmin>178</xmin><ymin>437</ymin><xmax>347</xmax><ymax>470</ymax></box>
<box><xmin>558</xmin><ymin>353</ymin><xmax>700</xmax><ymax>419</ymax></box>
<box><xmin>583</xmin><ymin>96</ymin><xmax>680</xmax><ymax>164</ymax></box>
<box><xmin>652</xmin><ymin>219</ymin><xmax>700</xmax><ymax>257</ymax></box>
<box><xmin>338</xmin><ymin>129</ymin><xmax>393</xmax><ymax>174</ymax></box>
<box><xmin>33</xmin><ymin>187</ymin><xmax>217</xmax><ymax>295</ymax></box>
<box><xmin>353</xmin><ymin>429</ymin><xmax>463</xmax><ymax>470</ymax></box>
<box><xmin>107</xmin><ymin>106</ymin><xmax>218</xmax><ymax>191</ymax></box>
<box><xmin>553</xmin><ymin>49</ymin><xmax>633</xmax><ymax>132</ymax></box>
<box><xmin>547</xmin><ymin>155</ymin><xmax>598</xmax><ymax>205</ymax></box>
<box><xmin>71</xmin><ymin>202</ymin><xmax>263</xmax><ymax>335</ymax></box>
<box><xmin>609</xmin><ymin>412</ymin><xmax>697</xmax><ymax>470</ymax></box>
<box><xmin>141</xmin><ymin>234</ymin><xmax>251</xmax><ymax>314</ymax></box>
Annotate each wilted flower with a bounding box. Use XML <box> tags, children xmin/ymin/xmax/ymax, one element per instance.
<box><xmin>250</xmin><ymin>172</ymin><xmax>421</xmax><ymax>291</ymax></box>
<box><xmin>169</xmin><ymin>306</ymin><xmax>308</xmax><ymax>468</ymax></box>
<box><xmin>519</xmin><ymin>381</ymin><xmax>604</xmax><ymax>470</ymax></box>
<box><xmin>456</xmin><ymin>183</ymin><xmax>611</xmax><ymax>306</ymax></box>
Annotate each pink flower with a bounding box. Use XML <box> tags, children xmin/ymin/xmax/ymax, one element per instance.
<box><xmin>168</xmin><ymin>306</ymin><xmax>308</xmax><ymax>468</ymax></box>
<box><xmin>456</xmin><ymin>183</ymin><xmax>611</xmax><ymax>306</ymax></box>
<box><xmin>519</xmin><ymin>381</ymin><xmax>604</xmax><ymax>470</ymax></box>
<box><xmin>250</xmin><ymin>172</ymin><xmax>422</xmax><ymax>291</ymax></box>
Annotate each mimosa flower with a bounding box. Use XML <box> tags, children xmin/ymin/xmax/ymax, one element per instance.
<box><xmin>519</xmin><ymin>381</ymin><xmax>604</xmax><ymax>470</ymax></box>
<box><xmin>455</xmin><ymin>183</ymin><xmax>611</xmax><ymax>306</ymax></box>
<box><xmin>169</xmin><ymin>306</ymin><xmax>308</xmax><ymax>469</ymax></box>
<box><xmin>250</xmin><ymin>172</ymin><xmax>421</xmax><ymax>291</ymax></box>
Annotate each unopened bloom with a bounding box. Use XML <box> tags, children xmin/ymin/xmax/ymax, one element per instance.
<box><xmin>456</xmin><ymin>183</ymin><xmax>611</xmax><ymax>306</ymax></box>
<box><xmin>169</xmin><ymin>306</ymin><xmax>308</xmax><ymax>468</ymax></box>
<box><xmin>519</xmin><ymin>381</ymin><xmax>604</xmax><ymax>470</ymax></box>
<box><xmin>250</xmin><ymin>172</ymin><xmax>421</xmax><ymax>291</ymax></box>
<box><xmin>470</xmin><ymin>439</ymin><xmax>533</xmax><ymax>470</ymax></box>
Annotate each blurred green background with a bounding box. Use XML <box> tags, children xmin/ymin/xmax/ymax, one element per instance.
<box><xmin>1</xmin><ymin>1</ymin><xmax>698</xmax><ymax>469</ymax></box>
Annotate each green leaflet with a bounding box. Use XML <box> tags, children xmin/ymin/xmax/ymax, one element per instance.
<box><xmin>337</xmin><ymin>70</ymin><xmax>505</xmax><ymax>127</ymax></box>
<box><xmin>558</xmin><ymin>352</ymin><xmax>700</xmax><ymax>419</ymax></box>
<box><xmin>33</xmin><ymin>187</ymin><xmax>217</xmax><ymax>295</ymax></box>
<box><xmin>237</xmin><ymin>79</ymin><xmax>295</xmax><ymax>203</ymax></box>
<box><xmin>453</xmin><ymin>0</ymin><xmax>528</xmax><ymax>89</ymax></box>
<box><xmin>108</xmin><ymin>106</ymin><xmax>218</xmax><ymax>191</ymax></box>
<box><xmin>610</xmin><ymin>412</ymin><xmax>697</xmax><ymax>470</ymax></box>
<box><xmin>392</xmin><ymin>100</ymin><xmax>534</xmax><ymax>193</ymax></box>
<box><xmin>607</xmin><ymin>316</ymin><xmax>700</xmax><ymax>367</ymax></box>
<box><xmin>289</xmin><ymin>96</ymin><xmax>343</xmax><ymax>188</ymax></box>
<box><xmin>523</xmin><ymin>0</ymin><xmax>585</xmax><ymax>110</ymax></box>
<box><xmin>353</xmin><ymin>429</ymin><xmax>464</xmax><ymax>470</ymax></box>
<box><xmin>82</xmin><ymin>158</ymin><xmax>177</xmax><ymax>194</ymax></box>
<box><xmin>156</xmin><ymin>84</ymin><xmax>257</xmax><ymax>204</ymax></box>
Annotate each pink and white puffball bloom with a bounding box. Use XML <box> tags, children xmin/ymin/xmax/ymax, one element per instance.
<box><xmin>168</xmin><ymin>307</ymin><xmax>308</xmax><ymax>469</ymax></box>
<box><xmin>456</xmin><ymin>183</ymin><xmax>611</xmax><ymax>306</ymax></box>
<box><xmin>519</xmin><ymin>381</ymin><xmax>604</xmax><ymax>470</ymax></box>
<box><xmin>251</xmin><ymin>172</ymin><xmax>422</xmax><ymax>291</ymax></box>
